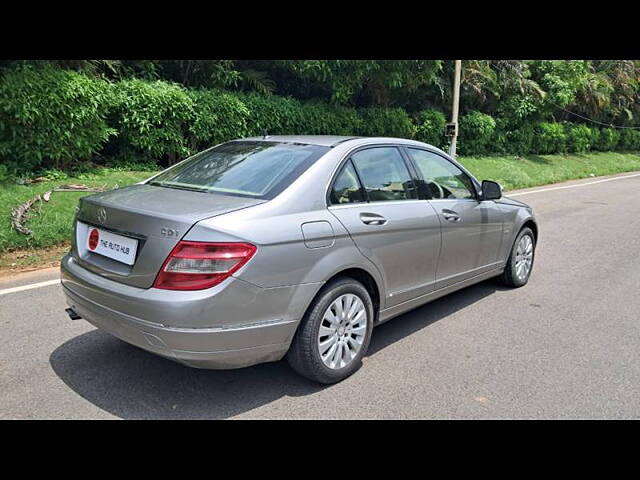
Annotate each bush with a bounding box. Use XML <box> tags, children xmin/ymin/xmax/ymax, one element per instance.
<box><xmin>619</xmin><ymin>129</ymin><xmax>640</xmax><ymax>150</ymax></box>
<box><xmin>0</xmin><ymin>65</ymin><xmax>115</xmax><ymax>174</ymax></box>
<box><xmin>188</xmin><ymin>89</ymin><xmax>250</xmax><ymax>149</ymax></box>
<box><xmin>414</xmin><ymin>110</ymin><xmax>446</xmax><ymax>148</ymax></box>
<box><xmin>0</xmin><ymin>164</ymin><xmax>12</xmax><ymax>183</ymax></box>
<box><xmin>109</xmin><ymin>79</ymin><xmax>195</xmax><ymax>165</ymax></box>
<box><xmin>490</xmin><ymin>119</ymin><xmax>536</xmax><ymax>155</ymax></box>
<box><xmin>534</xmin><ymin>122</ymin><xmax>567</xmax><ymax>154</ymax></box>
<box><xmin>506</xmin><ymin>125</ymin><xmax>536</xmax><ymax>155</ymax></box>
<box><xmin>229</xmin><ymin>94</ymin><xmax>364</xmax><ymax>138</ymax></box>
<box><xmin>299</xmin><ymin>101</ymin><xmax>340</xmax><ymax>135</ymax></box>
<box><xmin>297</xmin><ymin>103</ymin><xmax>361</xmax><ymax>136</ymax></box>
<box><xmin>589</xmin><ymin>128</ymin><xmax>601</xmax><ymax>150</ymax></box>
<box><xmin>357</xmin><ymin>107</ymin><xmax>416</xmax><ymax>138</ymax></box>
<box><xmin>594</xmin><ymin>127</ymin><xmax>621</xmax><ymax>151</ymax></box>
<box><xmin>458</xmin><ymin>111</ymin><xmax>496</xmax><ymax>155</ymax></box>
<box><xmin>238</xmin><ymin>93</ymin><xmax>306</xmax><ymax>136</ymax></box>
<box><xmin>329</xmin><ymin>106</ymin><xmax>363</xmax><ymax>136</ymax></box>
<box><xmin>564</xmin><ymin>123</ymin><xmax>592</xmax><ymax>153</ymax></box>
<box><xmin>489</xmin><ymin>118</ymin><xmax>510</xmax><ymax>155</ymax></box>
<box><xmin>2</xmin><ymin>65</ymin><xmax>635</xmax><ymax>174</ymax></box>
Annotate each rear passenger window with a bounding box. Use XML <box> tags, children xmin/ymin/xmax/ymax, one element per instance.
<box><xmin>330</xmin><ymin>160</ymin><xmax>365</xmax><ymax>205</ymax></box>
<box><xmin>350</xmin><ymin>147</ymin><xmax>416</xmax><ymax>202</ymax></box>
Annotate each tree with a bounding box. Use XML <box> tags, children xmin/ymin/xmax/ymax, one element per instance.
<box><xmin>272</xmin><ymin>60</ymin><xmax>443</xmax><ymax>106</ymax></box>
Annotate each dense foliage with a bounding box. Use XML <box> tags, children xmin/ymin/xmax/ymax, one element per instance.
<box><xmin>0</xmin><ymin>65</ymin><xmax>115</xmax><ymax>173</ymax></box>
<box><xmin>1</xmin><ymin>60</ymin><xmax>639</xmax><ymax>176</ymax></box>
<box><xmin>458</xmin><ymin>112</ymin><xmax>496</xmax><ymax>155</ymax></box>
<box><xmin>108</xmin><ymin>79</ymin><xmax>196</xmax><ymax>165</ymax></box>
<box><xmin>413</xmin><ymin>110</ymin><xmax>447</xmax><ymax>149</ymax></box>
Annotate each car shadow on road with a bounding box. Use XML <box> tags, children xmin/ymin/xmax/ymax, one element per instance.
<box><xmin>49</xmin><ymin>279</ymin><xmax>503</xmax><ymax>419</ymax></box>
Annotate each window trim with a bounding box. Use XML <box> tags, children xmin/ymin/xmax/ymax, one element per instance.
<box><xmin>327</xmin><ymin>158</ymin><xmax>368</xmax><ymax>206</ymax></box>
<box><xmin>401</xmin><ymin>146</ymin><xmax>480</xmax><ymax>201</ymax></box>
<box><xmin>326</xmin><ymin>144</ymin><xmax>419</xmax><ymax>207</ymax></box>
<box><xmin>349</xmin><ymin>158</ymin><xmax>370</xmax><ymax>203</ymax></box>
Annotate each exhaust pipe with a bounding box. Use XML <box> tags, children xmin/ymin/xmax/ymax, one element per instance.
<box><xmin>65</xmin><ymin>307</ymin><xmax>82</xmax><ymax>320</ymax></box>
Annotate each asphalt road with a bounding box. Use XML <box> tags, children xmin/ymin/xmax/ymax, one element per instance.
<box><xmin>2</xmin><ymin>172</ymin><xmax>640</xmax><ymax>419</ymax></box>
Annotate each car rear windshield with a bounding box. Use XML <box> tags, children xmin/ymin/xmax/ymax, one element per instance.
<box><xmin>148</xmin><ymin>141</ymin><xmax>330</xmax><ymax>199</ymax></box>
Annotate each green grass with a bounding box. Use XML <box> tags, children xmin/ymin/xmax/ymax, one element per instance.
<box><xmin>0</xmin><ymin>169</ymin><xmax>155</xmax><ymax>253</ymax></box>
<box><xmin>458</xmin><ymin>151</ymin><xmax>640</xmax><ymax>191</ymax></box>
<box><xmin>1</xmin><ymin>151</ymin><xmax>640</xmax><ymax>256</ymax></box>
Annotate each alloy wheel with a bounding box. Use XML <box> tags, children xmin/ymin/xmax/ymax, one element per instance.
<box><xmin>515</xmin><ymin>234</ymin><xmax>534</xmax><ymax>281</ymax></box>
<box><xmin>317</xmin><ymin>293</ymin><xmax>368</xmax><ymax>369</ymax></box>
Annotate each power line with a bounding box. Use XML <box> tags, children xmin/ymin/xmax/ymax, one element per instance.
<box><xmin>550</xmin><ymin>102</ymin><xmax>640</xmax><ymax>130</ymax></box>
<box><xmin>482</xmin><ymin>61</ymin><xmax>640</xmax><ymax>130</ymax></box>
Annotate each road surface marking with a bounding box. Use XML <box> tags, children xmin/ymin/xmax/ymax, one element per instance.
<box><xmin>509</xmin><ymin>172</ymin><xmax>640</xmax><ymax>197</ymax></box>
<box><xmin>0</xmin><ymin>279</ymin><xmax>60</xmax><ymax>296</ymax></box>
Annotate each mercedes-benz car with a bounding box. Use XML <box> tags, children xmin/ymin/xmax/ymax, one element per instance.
<box><xmin>61</xmin><ymin>136</ymin><xmax>537</xmax><ymax>384</ymax></box>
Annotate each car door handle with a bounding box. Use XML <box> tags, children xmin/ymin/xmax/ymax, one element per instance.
<box><xmin>360</xmin><ymin>213</ymin><xmax>388</xmax><ymax>225</ymax></box>
<box><xmin>441</xmin><ymin>210</ymin><xmax>461</xmax><ymax>222</ymax></box>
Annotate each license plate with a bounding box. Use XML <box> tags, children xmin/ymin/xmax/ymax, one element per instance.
<box><xmin>83</xmin><ymin>223</ymin><xmax>139</xmax><ymax>265</ymax></box>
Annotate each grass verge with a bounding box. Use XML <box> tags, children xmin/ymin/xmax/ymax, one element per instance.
<box><xmin>1</xmin><ymin>151</ymin><xmax>639</xmax><ymax>274</ymax></box>
<box><xmin>459</xmin><ymin>151</ymin><xmax>640</xmax><ymax>190</ymax></box>
<box><xmin>0</xmin><ymin>169</ymin><xmax>153</xmax><ymax>258</ymax></box>
<box><xmin>0</xmin><ymin>244</ymin><xmax>71</xmax><ymax>278</ymax></box>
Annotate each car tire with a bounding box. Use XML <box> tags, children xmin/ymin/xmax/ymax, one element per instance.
<box><xmin>499</xmin><ymin>226</ymin><xmax>536</xmax><ymax>288</ymax></box>
<box><xmin>287</xmin><ymin>277</ymin><xmax>374</xmax><ymax>384</ymax></box>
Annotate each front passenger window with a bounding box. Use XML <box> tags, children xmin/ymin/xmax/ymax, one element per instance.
<box><xmin>407</xmin><ymin>148</ymin><xmax>475</xmax><ymax>200</ymax></box>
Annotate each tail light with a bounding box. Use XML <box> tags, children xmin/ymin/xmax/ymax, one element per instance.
<box><xmin>154</xmin><ymin>241</ymin><xmax>257</xmax><ymax>290</ymax></box>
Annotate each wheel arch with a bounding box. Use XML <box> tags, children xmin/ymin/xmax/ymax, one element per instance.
<box><xmin>301</xmin><ymin>267</ymin><xmax>382</xmax><ymax>326</ymax></box>
<box><xmin>332</xmin><ymin>268</ymin><xmax>381</xmax><ymax>322</ymax></box>
<box><xmin>521</xmin><ymin>218</ymin><xmax>538</xmax><ymax>242</ymax></box>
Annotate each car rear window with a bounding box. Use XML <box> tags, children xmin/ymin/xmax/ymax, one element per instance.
<box><xmin>149</xmin><ymin>141</ymin><xmax>330</xmax><ymax>199</ymax></box>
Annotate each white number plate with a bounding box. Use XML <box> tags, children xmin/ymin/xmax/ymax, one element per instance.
<box><xmin>82</xmin><ymin>222</ymin><xmax>139</xmax><ymax>266</ymax></box>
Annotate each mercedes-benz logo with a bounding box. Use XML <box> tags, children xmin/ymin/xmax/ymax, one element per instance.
<box><xmin>97</xmin><ymin>208</ymin><xmax>107</xmax><ymax>224</ymax></box>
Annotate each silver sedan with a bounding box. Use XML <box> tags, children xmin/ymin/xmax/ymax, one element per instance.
<box><xmin>61</xmin><ymin>136</ymin><xmax>537</xmax><ymax>383</ymax></box>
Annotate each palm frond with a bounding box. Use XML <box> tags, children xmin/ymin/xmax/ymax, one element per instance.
<box><xmin>240</xmin><ymin>69</ymin><xmax>276</xmax><ymax>95</ymax></box>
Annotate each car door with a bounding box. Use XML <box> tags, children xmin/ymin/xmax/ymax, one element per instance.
<box><xmin>328</xmin><ymin>146</ymin><xmax>441</xmax><ymax>308</ymax></box>
<box><xmin>404</xmin><ymin>147</ymin><xmax>503</xmax><ymax>290</ymax></box>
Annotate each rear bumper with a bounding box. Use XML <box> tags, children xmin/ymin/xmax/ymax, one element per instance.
<box><xmin>61</xmin><ymin>254</ymin><xmax>321</xmax><ymax>369</ymax></box>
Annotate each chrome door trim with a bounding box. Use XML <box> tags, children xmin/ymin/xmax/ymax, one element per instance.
<box><xmin>328</xmin><ymin>199</ymin><xmax>429</xmax><ymax>210</ymax></box>
<box><xmin>427</xmin><ymin>198</ymin><xmax>482</xmax><ymax>204</ymax></box>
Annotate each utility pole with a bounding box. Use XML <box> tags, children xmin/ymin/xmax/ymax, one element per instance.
<box><xmin>449</xmin><ymin>60</ymin><xmax>462</xmax><ymax>158</ymax></box>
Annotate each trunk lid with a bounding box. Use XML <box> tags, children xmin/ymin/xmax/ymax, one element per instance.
<box><xmin>73</xmin><ymin>184</ymin><xmax>264</xmax><ymax>288</ymax></box>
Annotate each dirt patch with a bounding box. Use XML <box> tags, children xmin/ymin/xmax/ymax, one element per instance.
<box><xmin>0</xmin><ymin>243</ymin><xmax>70</xmax><ymax>278</ymax></box>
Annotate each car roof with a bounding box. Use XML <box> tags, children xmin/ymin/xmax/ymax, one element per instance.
<box><xmin>239</xmin><ymin>135</ymin><xmax>362</xmax><ymax>147</ymax></box>
<box><xmin>236</xmin><ymin>135</ymin><xmax>449</xmax><ymax>152</ymax></box>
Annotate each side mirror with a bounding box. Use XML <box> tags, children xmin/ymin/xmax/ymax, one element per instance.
<box><xmin>481</xmin><ymin>180</ymin><xmax>502</xmax><ymax>201</ymax></box>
